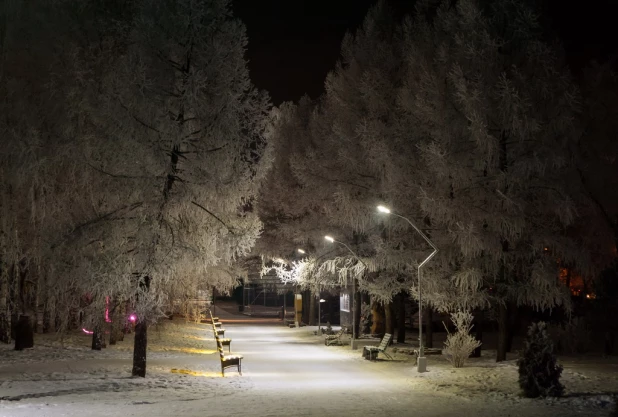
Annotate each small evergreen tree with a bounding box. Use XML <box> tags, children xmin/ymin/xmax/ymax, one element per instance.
<box><xmin>517</xmin><ymin>321</ymin><xmax>564</xmax><ymax>398</ymax></box>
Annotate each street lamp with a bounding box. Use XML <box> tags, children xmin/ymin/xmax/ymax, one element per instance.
<box><xmin>377</xmin><ymin>205</ymin><xmax>438</xmax><ymax>372</ymax></box>
<box><xmin>324</xmin><ymin>235</ymin><xmax>366</xmax><ymax>345</ymax></box>
<box><xmin>318</xmin><ymin>298</ymin><xmax>326</xmax><ymax>333</ymax></box>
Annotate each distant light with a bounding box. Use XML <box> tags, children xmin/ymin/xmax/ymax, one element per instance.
<box><xmin>129</xmin><ymin>314</ymin><xmax>137</xmax><ymax>322</ymax></box>
<box><xmin>377</xmin><ymin>205</ymin><xmax>391</xmax><ymax>214</ymax></box>
<box><xmin>319</xmin><ymin>299</ymin><xmax>326</xmax><ymax>303</ymax></box>
<box><xmin>324</xmin><ymin>236</ymin><xmax>334</xmax><ymax>243</ymax></box>
<box><xmin>82</xmin><ymin>328</ymin><xmax>94</xmax><ymax>335</ymax></box>
<box><xmin>297</xmin><ymin>249</ymin><xmax>306</xmax><ymax>254</ymax></box>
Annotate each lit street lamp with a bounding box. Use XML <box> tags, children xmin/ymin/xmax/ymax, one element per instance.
<box><xmin>377</xmin><ymin>205</ymin><xmax>438</xmax><ymax>372</ymax></box>
<box><xmin>324</xmin><ymin>235</ymin><xmax>366</xmax><ymax>345</ymax></box>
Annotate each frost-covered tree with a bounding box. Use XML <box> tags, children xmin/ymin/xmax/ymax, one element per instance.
<box><xmin>0</xmin><ymin>0</ymin><xmax>100</xmax><ymax>344</ymax></box>
<box><xmin>76</xmin><ymin>0</ymin><xmax>272</xmax><ymax>376</ymax></box>
<box><xmin>391</xmin><ymin>0</ymin><xmax>609</xmax><ymax>360</ymax></box>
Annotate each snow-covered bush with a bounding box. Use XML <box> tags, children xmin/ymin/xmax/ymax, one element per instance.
<box><xmin>518</xmin><ymin>321</ymin><xmax>564</xmax><ymax>398</ymax></box>
<box><xmin>442</xmin><ymin>311</ymin><xmax>482</xmax><ymax>368</ymax></box>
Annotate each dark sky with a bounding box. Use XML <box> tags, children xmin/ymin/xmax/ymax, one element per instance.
<box><xmin>233</xmin><ymin>0</ymin><xmax>378</xmax><ymax>104</ymax></box>
<box><xmin>233</xmin><ymin>0</ymin><xmax>618</xmax><ymax>105</ymax></box>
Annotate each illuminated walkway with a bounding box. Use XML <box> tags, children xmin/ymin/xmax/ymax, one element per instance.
<box><xmin>0</xmin><ymin>304</ymin><xmax>605</xmax><ymax>417</ymax></box>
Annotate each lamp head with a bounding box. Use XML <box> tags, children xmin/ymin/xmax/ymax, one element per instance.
<box><xmin>324</xmin><ymin>235</ymin><xmax>334</xmax><ymax>243</ymax></box>
<box><xmin>377</xmin><ymin>205</ymin><xmax>391</xmax><ymax>214</ymax></box>
<box><xmin>297</xmin><ymin>249</ymin><xmax>306</xmax><ymax>254</ymax></box>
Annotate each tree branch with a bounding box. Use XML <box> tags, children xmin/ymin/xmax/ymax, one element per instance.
<box><xmin>191</xmin><ymin>201</ymin><xmax>231</xmax><ymax>230</ymax></box>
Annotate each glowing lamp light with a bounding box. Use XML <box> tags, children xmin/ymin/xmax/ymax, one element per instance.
<box><xmin>324</xmin><ymin>235</ymin><xmax>334</xmax><ymax>243</ymax></box>
<box><xmin>297</xmin><ymin>249</ymin><xmax>306</xmax><ymax>254</ymax></box>
<box><xmin>377</xmin><ymin>205</ymin><xmax>391</xmax><ymax>214</ymax></box>
<box><xmin>129</xmin><ymin>314</ymin><xmax>137</xmax><ymax>322</ymax></box>
<box><xmin>82</xmin><ymin>328</ymin><xmax>94</xmax><ymax>335</ymax></box>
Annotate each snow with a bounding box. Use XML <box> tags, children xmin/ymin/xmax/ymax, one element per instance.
<box><xmin>1</xmin><ymin>303</ymin><xmax>616</xmax><ymax>417</ymax></box>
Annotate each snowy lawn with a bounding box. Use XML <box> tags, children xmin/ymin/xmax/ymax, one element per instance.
<box><xmin>0</xmin><ymin>309</ymin><xmax>616</xmax><ymax>416</ymax></box>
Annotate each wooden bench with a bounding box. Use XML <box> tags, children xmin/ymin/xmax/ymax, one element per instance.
<box><xmin>217</xmin><ymin>338</ymin><xmax>242</xmax><ymax>377</ymax></box>
<box><xmin>213</xmin><ymin>326</ymin><xmax>232</xmax><ymax>352</ymax></box>
<box><xmin>325</xmin><ymin>326</ymin><xmax>348</xmax><ymax>346</ymax></box>
<box><xmin>215</xmin><ymin>335</ymin><xmax>232</xmax><ymax>352</ymax></box>
<box><xmin>363</xmin><ymin>333</ymin><xmax>393</xmax><ymax>360</ymax></box>
<box><xmin>208</xmin><ymin>311</ymin><xmax>225</xmax><ymax>336</ymax></box>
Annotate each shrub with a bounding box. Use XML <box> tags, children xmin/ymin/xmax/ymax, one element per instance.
<box><xmin>518</xmin><ymin>321</ymin><xmax>564</xmax><ymax>398</ymax></box>
<box><xmin>442</xmin><ymin>310</ymin><xmax>482</xmax><ymax>368</ymax></box>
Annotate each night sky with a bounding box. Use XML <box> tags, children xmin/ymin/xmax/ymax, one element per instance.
<box><xmin>233</xmin><ymin>0</ymin><xmax>618</xmax><ymax>105</ymax></box>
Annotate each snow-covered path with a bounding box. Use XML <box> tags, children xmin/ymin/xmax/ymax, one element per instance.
<box><xmin>0</xmin><ymin>308</ymin><xmax>612</xmax><ymax>416</ymax></box>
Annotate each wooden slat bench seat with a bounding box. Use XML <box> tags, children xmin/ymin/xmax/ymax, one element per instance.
<box><xmin>217</xmin><ymin>338</ymin><xmax>242</xmax><ymax>376</ymax></box>
<box><xmin>325</xmin><ymin>326</ymin><xmax>348</xmax><ymax>346</ymax></box>
<box><xmin>208</xmin><ymin>311</ymin><xmax>225</xmax><ymax>336</ymax></box>
<box><xmin>362</xmin><ymin>333</ymin><xmax>393</xmax><ymax>360</ymax></box>
<box><xmin>216</xmin><ymin>335</ymin><xmax>232</xmax><ymax>352</ymax></box>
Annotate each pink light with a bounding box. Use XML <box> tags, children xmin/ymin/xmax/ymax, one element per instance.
<box><xmin>129</xmin><ymin>314</ymin><xmax>137</xmax><ymax>322</ymax></box>
<box><xmin>105</xmin><ymin>296</ymin><xmax>111</xmax><ymax>323</ymax></box>
<box><xmin>82</xmin><ymin>328</ymin><xmax>94</xmax><ymax>335</ymax></box>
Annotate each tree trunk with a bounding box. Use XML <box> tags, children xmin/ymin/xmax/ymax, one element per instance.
<box><xmin>43</xmin><ymin>297</ymin><xmax>54</xmax><ymax>333</ymax></box>
<box><xmin>370</xmin><ymin>300</ymin><xmax>385</xmax><ymax>335</ymax></box>
<box><xmin>132</xmin><ymin>276</ymin><xmax>150</xmax><ymax>377</ymax></box>
<box><xmin>397</xmin><ymin>292</ymin><xmax>406</xmax><ymax>343</ymax></box>
<box><xmin>384</xmin><ymin>302</ymin><xmax>394</xmax><ymax>336</ymax></box>
<box><xmin>471</xmin><ymin>310</ymin><xmax>484</xmax><ymax>357</ymax></box>
<box><xmin>0</xmin><ymin>311</ymin><xmax>9</xmax><ymax>344</ymax></box>
<box><xmin>605</xmin><ymin>331</ymin><xmax>615</xmax><ymax>356</ymax></box>
<box><xmin>353</xmin><ymin>288</ymin><xmax>361</xmax><ymax>338</ymax></box>
<box><xmin>14</xmin><ymin>315</ymin><xmax>34</xmax><ymax>350</ymax></box>
<box><xmin>132</xmin><ymin>319</ymin><xmax>147</xmax><ymax>377</ymax></box>
<box><xmin>497</xmin><ymin>303</ymin><xmax>508</xmax><ymax>362</ymax></box>
<box><xmin>91</xmin><ymin>326</ymin><xmax>103</xmax><ymax>350</ymax></box>
<box><xmin>34</xmin><ymin>273</ymin><xmax>43</xmax><ymax>333</ymax></box>
<box><xmin>308</xmin><ymin>293</ymin><xmax>316</xmax><ymax>326</ymax></box>
<box><xmin>506</xmin><ymin>303</ymin><xmax>517</xmax><ymax>352</ymax></box>
<box><xmin>109</xmin><ymin>301</ymin><xmax>119</xmax><ymax>345</ymax></box>
<box><xmin>425</xmin><ymin>307</ymin><xmax>433</xmax><ymax>348</ymax></box>
<box><xmin>116</xmin><ymin>301</ymin><xmax>125</xmax><ymax>341</ymax></box>
<box><xmin>0</xmin><ymin>266</ymin><xmax>10</xmax><ymax>343</ymax></box>
<box><xmin>301</xmin><ymin>290</ymin><xmax>310</xmax><ymax>324</ymax></box>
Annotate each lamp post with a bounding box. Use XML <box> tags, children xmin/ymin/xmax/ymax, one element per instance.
<box><xmin>377</xmin><ymin>205</ymin><xmax>438</xmax><ymax>372</ymax></box>
<box><xmin>318</xmin><ymin>298</ymin><xmax>326</xmax><ymax>333</ymax></box>
<box><xmin>324</xmin><ymin>235</ymin><xmax>366</xmax><ymax>346</ymax></box>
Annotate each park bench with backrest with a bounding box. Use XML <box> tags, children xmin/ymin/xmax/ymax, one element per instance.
<box><xmin>325</xmin><ymin>326</ymin><xmax>348</xmax><ymax>346</ymax></box>
<box><xmin>362</xmin><ymin>333</ymin><xmax>393</xmax><ymax>361</ymax></box>
<box><xmin>208</xmin><ymin>311</ymin><xmax>225</xmax><ymax>336</ymax></box>
<box><xmin>208</xmin><ymin>310</ymin><xmax>223</xmax><ymax>327</ymax></box>
<box><xmin>213</xmin><ymin>324</ymin><xmax>232</xmax><ymax>352</ymax></box>
<box><xmin>217</xmin><ymin>337</ymin><xmax>242</xmax><ymax>376</ymax></box>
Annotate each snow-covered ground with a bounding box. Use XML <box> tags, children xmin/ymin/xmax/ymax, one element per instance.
<box><xmin>0</xmin><ymin>304</ymin><xmax>616</xmax><ymax>417</ymax></box>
